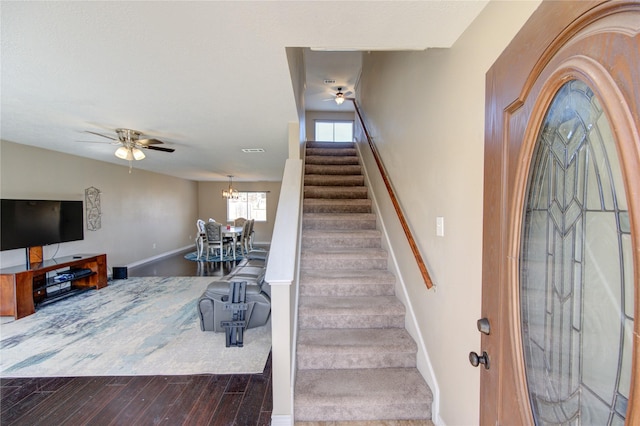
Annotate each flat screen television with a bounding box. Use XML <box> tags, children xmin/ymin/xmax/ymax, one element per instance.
<box><xmin>1</xmin><ymin>199</ymin><xmax>84</xmax><ymax>251</ymax></box>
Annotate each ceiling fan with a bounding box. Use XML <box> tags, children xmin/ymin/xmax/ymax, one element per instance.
<box><xmin>323</xmin><ymin>87</ymin><xmax>353</xmax><ymax>105</ymax></box>
<box><xmin>85</xmin><ymin>128</ymin><xmax>175</xmax><ymax>162</ymax></box>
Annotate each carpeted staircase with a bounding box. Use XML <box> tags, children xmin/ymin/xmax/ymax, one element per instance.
<box><xmin>295</xmin><ymin>141</ymin><xmax>433</xmax><ymax>422</ymax></box>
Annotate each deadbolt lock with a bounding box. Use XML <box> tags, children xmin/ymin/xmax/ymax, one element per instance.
<box><xmin>477</xmin><ymin>318</ymin><xmax>490</xmax><ymax>335</ymax></box>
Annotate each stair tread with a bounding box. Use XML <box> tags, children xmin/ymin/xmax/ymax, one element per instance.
<box><xmin>303</xmin><ymin>229</ymin><xmax>381</xmax><ymax>238</ymax></box>
<box><xmin>306</xmin><ymin>141</ymin><xmax>355</xmax><ymax>149</ymax></box>
<box><xmin>305</xmin><ymin>186</ymin><xmax>368</xmax><ymax>194</ymax></box>
<box><xmin>295</xmin><ymin>368</ymin><xmax>432</xmax><ymax>408</ymax></box>
<box><xmin>299</xmin><ymin>295</ymin><xmax>405</xmax><ymax>314</ymax></box>
<box><xmin>304</xmin><ymin>187</ymin><xmax>369</xmax><ymax>199</ymax></box>
<box><xmin>303</xmin><ymin>199</ymin><xmax>372</xmax><ymax>212</ymax></box>
<box><xmin>302</xmin><ymin>247</ymin><xmax>387</xmax><ymax>256</ymax></box>
<box><xmin>306</xmin><ymin>148</ymin><xmax>358</xmax><ymax>156</ymax></box>
<box><xmin>303</xmin><ymin>212</ymin><xmax>376</xmax><ymax>220</ymax></box>
<box><xmin>302</xmin><ymin>230</ymin><xmax>382</xmax><ymax>249</ymax></box>
<box><xmin>297</xmin><ymin>328</ymin><xmax>417</xmax><ymax>352</ymax></box>
<box><xmin>304</xmin><ymin>175</ymin><xmax>364</xmax><ymax>186</ymax></box>
<box><xmin>304</xmin><ymin>198</ymin><xmax>371</xmax><ymax>204</ymax></box>
<box><xmin>300</xmin><ymin>270</ymin><xmax>395</xmax><ymax>297</ymax></box>
<box><xmin>300</xmin><ymin>269</ymin><xmax>395</xmax><ymax>282</ymax></box>
<box><xmin>305</xmin><ymin>155</ymin><xmax>359</xmax><ymax>164</ymax></box>
<box><xmin>305</xmin><ymin>165</ymin><xmax>363</xmax><ymax>175</ymax></box>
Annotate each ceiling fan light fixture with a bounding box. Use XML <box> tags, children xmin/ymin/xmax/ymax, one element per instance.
<box><xmin>132</xmin><ymin>147</ymin><xmax>146</xmax><ymax>160</ymax></box>
<box><xmin>115</xmin><ymin>146</ymin><xmax>130</xmax><ymax>160</ymax></box>
<box><xmin>335</xmin><ymin>88</ymin><xmax>345</xmax><ymax>105</ymax></box>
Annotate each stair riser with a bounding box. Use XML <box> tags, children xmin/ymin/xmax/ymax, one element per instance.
<box><xmin>305</xmin><ymin>155</ymin><xmax>359</xmax><ymax>166</ymax></box>
<box><xmin>297</xmin><ymin>352</ymin><xmax>416</xmax><ymax>370</ymax></box>
<box><xmin>305</xmin><ymin>165</ymin><xmax>362</xmax><ymax>175</ymax></box>
<box><xmin>304</xmin><ymin>187</ymin><xmax>368</xmax><ymax>199</ymax></box>
<box><xmin>303</xmin><ymin>218</ymin><xmax>377</xmax><ymax>230</ymax></box>
<box><xmin>307</xmin><ymin>142</ymin><xmax>355</xmax><ymax>149</ymax></box>
<box><xmin>306</xmin><ymin>148</ymin><xmax>357</xmax><ymax>156</ymax></box>
<box><xmin>298</xmin><ymin>314</ymin><xmax>405</xmax><ymax>329</ymax></box>
<box><xmin>301</xmin><ymin>257</ymin><xmax>387</xmax><ymax>270</ymax></box>
<box><xmin>304</xmin><ymin>176</ymin><xmax>365</xmax><ymax>187</ymax></box>
<box><xmin>303</xmin><ymin>204</ymin><xmax>372</xmax><ymax>214</ymax></box>
<box><xmin>302</xmin><ymin>236</ymin><xmax>381</xmax><ymax>249</ymax></box>
<box><xmin>300</xmin><ymin>283</ymin><xmax>394</xmax><ymax>297</ymax></box>
<box><xmin>295</xmin><ymin>403</ymin><xmax>431</xmax><ymax>422</ymax></box>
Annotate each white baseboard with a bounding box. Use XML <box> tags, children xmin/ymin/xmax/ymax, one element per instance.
<box><xmin>270</xmin><ymin>415</ymin><xmax>293</xmax><ymax>426</ymax></box>
<box><xmin>122</xmin><ymin>245</ymin><xmax>192</xmax><ymax>269</ymax></box>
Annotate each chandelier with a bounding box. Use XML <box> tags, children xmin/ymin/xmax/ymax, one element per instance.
<box><xmin>222</xmin><ymin>175</ymin><xmax>239</xmax><ymax>199</ymax></box>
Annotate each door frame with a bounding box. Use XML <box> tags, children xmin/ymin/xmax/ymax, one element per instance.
<box><xmin>482</xmin><ymin>1</ymin><xmax>640</xmax><ymax>424</ymax></box>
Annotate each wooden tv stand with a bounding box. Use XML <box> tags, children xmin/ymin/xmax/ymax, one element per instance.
<box><xmin>0</xmin><ymin>253</ymin><xmax>108</xmax><ymax>320</ymax></box>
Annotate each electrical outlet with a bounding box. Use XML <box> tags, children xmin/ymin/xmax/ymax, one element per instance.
<box><xmin>436</xmin><ymin>217</ymin><xmax>445</xmax><ymax>237</ymax></box>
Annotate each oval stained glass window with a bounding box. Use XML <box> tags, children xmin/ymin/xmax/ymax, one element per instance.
<box><xmin>520</xmin><ymin>79</ymin><xmax>634</xmax><ymax>425</ymax></box>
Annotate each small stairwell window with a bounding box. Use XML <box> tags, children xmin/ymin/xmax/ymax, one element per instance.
<box><xmin>315</xmin><ymin>120</ymin><xmax>353</xmax><ymax>142</ymax></box>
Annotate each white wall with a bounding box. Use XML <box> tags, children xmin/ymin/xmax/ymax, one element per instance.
<box><xmin>0</xmin><ymin>141</ymin><xmax>198</xmax><ymax>270</ymax></box>
<box><xmin>357</xmin><ymin>1</ymin><xmax>541</xmax><ymax>425</ymax></box>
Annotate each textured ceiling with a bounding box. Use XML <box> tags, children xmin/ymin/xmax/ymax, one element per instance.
<box><xmin>1</xmin><ymin>1</ymin><xmax>487</xmax><ymax>181</ymax></box>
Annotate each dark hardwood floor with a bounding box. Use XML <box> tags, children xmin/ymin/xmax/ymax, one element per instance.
<box><xmin>1</xmin><ymin>250</ymin><xmax>273</xmax><ymax>426</ymax></box>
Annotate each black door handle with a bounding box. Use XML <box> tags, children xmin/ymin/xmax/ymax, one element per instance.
<box><xmin>469</xmin><ymin>351</ymin><xmax>490</xmax><ymax>369</ymax></box>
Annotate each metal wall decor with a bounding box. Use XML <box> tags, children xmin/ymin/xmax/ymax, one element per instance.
<box><xmin>85</xmin><ymin>186</ymin><xmax>102</xmax><ymax>231</ymax></box>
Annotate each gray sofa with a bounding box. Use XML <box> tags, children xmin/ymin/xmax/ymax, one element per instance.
<box><xmin>198</xmin><ymin>250</ymin><xmax>270</xmax><ymax>333</ymax></box>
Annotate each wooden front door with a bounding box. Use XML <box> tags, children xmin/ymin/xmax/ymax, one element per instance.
<box><xmin>481</xmin><ymin>1</ymin><xmax>640</xmax><ymax>424</ymax></box>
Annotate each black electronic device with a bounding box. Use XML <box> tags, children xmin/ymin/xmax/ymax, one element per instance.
<box><xmin>0</xmin><ymin>199</ymin><xmax>84</xmax><ymax>251</ymax></box>
<box><xmin>57</xmin><ymin>268</ymin><xmax>93</xmax><ymax>280</ymax></box>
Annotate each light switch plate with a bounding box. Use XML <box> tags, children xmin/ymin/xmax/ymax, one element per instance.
<box><xmin>436</xmin><ymin>216</ymin><xmax>445</xmax><ymax>237</ymax></box>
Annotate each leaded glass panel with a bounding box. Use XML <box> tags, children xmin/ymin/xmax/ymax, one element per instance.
<box><xmin>520</xmin><ymin>79</ymin><xmax>634</xmax><ymax>425</ymax></box>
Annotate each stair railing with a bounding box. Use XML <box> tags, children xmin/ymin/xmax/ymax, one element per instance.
<box><xmin>352</xmin><ymin>100</ymin><xmax>434</xmax><ymax>289</ymax></box>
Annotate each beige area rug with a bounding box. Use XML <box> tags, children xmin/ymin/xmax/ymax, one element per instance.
<box><xmin>0</xmin><ymin>276</ymin><xmax>271</xmax><ymax>377</ymax></box>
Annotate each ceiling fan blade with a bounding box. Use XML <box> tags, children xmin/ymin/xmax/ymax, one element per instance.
<box><xmin>137</xmin><ymin>138</ymin><xmax>163</xmax><ymax>145</ymax></box>
<box><xmin>78</xmin><ymin>140</ymin><xmax>121</xmax><ymax>147</ymax></box>
<box><xmin>145</xmin><ymin>145</ymin><xmax>175</xmax><ymax>153</ymax></box>
<box><xmin>85</xmin><ymin>130</ymin><xmax>117</xmax><ymax>141</ymax></box>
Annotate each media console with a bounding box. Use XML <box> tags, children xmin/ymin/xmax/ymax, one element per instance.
<box><xmin>0</xmin><ymin>253</ymin><xmax>108</xmax><ymax>319</ymax></box>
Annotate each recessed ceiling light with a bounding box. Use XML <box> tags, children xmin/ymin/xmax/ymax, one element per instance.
<box><xmin>241</xmin><ymin>148</ymin><xmax>265</xmax><ymax>153</ymax></box>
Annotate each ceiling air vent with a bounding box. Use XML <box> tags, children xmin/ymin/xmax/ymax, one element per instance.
<box><xmin>241</xmin><ymin>148</ymin><xmax>265</xmax><ymax>153</ymax></box>
<box><xmin>323</xmin><ymin>79</ymin><xmax>336</xmax><ymax>85</ymax></box>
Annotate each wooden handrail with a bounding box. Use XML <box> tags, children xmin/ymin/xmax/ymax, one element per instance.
<box><xmin>351</xmin><ymin>100</ymin><xmax>434</xmax><ymax>289</ymax></box>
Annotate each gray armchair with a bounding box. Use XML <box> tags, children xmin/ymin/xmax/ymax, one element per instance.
<box><xmin>198</xmin><ymin>251</ymin><xmax>271</xmax><ymax>332</ymax></box>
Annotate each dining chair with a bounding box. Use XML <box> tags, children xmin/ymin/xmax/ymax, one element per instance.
<box><xmin>247</xmin><ymin>219</ymin><xmax>255</xmax><ymax>251</ymax></box>
<box><xmin>195</xmin><ymin>219</ymin><xmax>206</xmax><ymax>259</ymax></box>
<box><xmin>204</xmin><ymin>222</ymin><xmax>232</xmax><ymax>261</ymax></box>
<box><xmin>234</xmin><ymin>217</ymin><xmax>247</xmax><ymax>227</ymax></box>
<box><xmin>241</xmin><ymin>219</ymin><xmax>253</xmax><ymax>255</ymax></box>
<box><xmin>231</xmin><ymin>219</ymin><xmax>251</xmax><ymax>256</ymax></box>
